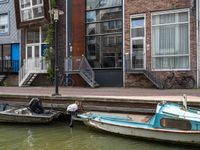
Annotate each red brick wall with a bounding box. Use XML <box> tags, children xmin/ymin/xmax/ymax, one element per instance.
<box><xmin>124</xmin><ymin>0</ymin><xmax>197</xmax><ymax>88</ymax></box>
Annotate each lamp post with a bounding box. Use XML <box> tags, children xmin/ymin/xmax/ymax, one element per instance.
<box><xmin>49</xmin><ymin>7</ymin><xmax>64</xmax><ymax>96</ymax></box>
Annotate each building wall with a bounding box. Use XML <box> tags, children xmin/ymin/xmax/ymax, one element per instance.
<box><xmin>0</xmin><ymin>0</ymin><xmax>20</xmax><ymax>44</ymax></box>
<box><xmin>124</xmin><ymin>0</ymin><xmax>197</xmax><ymax>88</ymax></box>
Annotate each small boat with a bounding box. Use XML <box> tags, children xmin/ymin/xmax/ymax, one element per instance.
<box><xmin>77</xmin><ymin>100</ymin><xmax>200</xmax><ymax>145</ymax></box>
<box><xmin>0</xmin><ymin>99</ymin><xmax>60</xmax><ymax>124</ymax></box>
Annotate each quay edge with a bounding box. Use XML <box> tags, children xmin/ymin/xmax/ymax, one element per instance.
<box><xmin>1</xmin><ymin>94</ymin><xmax>200</xmax><ymax>114</ymax></box>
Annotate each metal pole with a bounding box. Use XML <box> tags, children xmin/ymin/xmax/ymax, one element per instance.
<box><xmin>52</xmin><ymin>7</ymin><xmax>60</xmax><ymax>96</ymax></box>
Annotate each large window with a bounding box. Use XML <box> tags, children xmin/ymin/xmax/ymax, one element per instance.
<box><xmin>86</xmin><ymin>0</ymin><xmax>123</xmax><ymax>68</ymax></box>
<box><xmin>0</xmin><ymin>13</ymin><xmax>9</xmax><ymax>35</ymax></box>
<box><xmin>26</xmin><ymin>26</ymin><xmax>47</xmax><ymax>61</ymax></box>
<box><xmin>131</xmin><ymin>15</ymin><xmax>145</xmax><ymax>69</ymax></box>
<box><xmin>19</xmin><ymin>0</ymin><xmax>44</xmax><ymax>22</ymax></box>
<box><xmin>152</xmin><ymin>10</ymin><xmax>190</xmax><ymax>70</ymax></box>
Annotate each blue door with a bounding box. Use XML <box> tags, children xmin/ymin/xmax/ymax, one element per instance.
<box><xmin>11</xmin><ymin>43</ymin><xmax>20</xmax><ymax>72</ymax></box>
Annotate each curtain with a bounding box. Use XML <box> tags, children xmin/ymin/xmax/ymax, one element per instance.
<box><xmin>152</xmin><ymin>12</ymin><xmax>189</xmax><ymax>69</ymax></box>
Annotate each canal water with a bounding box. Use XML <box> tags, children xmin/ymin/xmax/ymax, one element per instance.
<box><xmin>0</xmin><ymin>121</ymin><xmax>198</xmax><ymax>150</ymax></box>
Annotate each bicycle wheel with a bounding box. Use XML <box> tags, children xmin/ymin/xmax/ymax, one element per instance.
<box><xmin>181</xmin><ymin>77</ymin><xmax>195</xmax><ymax>89</ymax></box>
<box><xmin>66</xmin><ymin>77</ymin><xmax>75</xmax><ymax>87</ymax></box>
<box><xmin>163</xmin><ymin>78</ymin><xmax>173</xmax><ymax>89</ymax></box>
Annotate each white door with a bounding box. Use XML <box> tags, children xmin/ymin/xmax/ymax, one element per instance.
<box><xmin>26</xmin><ymin>45</ymin><xmax>40</xmax><ymax>60</ymax></box>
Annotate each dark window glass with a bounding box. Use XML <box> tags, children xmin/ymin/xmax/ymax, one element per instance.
<box><xmin>87</xmin><ymin>21</ymin><xmax>122</xmax><ymax>35</ymax></box>
<box><xmin>33</xmin><ymin>6</ymin><xmax>44</xmax><ymax>18</ymax></box>
<box><xmin>32</xmin><ymin>0</ymin><xmax>42</xmax><ymax>6</ymax></box>
<box><xmin>86</xmin><ymin>0</ymin><xmax>121</xmax><ymax>10</ymax></box>
<box><xmin>3</xmin><ymin>45</ymin><xmax>11</xmax><ymax>60</ymax></box>
<box><xmin>86</xmin><ymin>7</ymin><xmax>122</xmax><ymax>23</ymax></box>
<box><xmin>2</xmin><ymin>44</ymin><xmax>11</xmax><ymax>72</ymax></box>
<box><xmin>27</xmin><ymin>28</ymin><xmax>40</xmax><ymax>44</ymax></box>
<box><xmin>86</xmin><ymin>0</ymin><xmax>122</xmax><ymax>69</ymax></box>
<box><xmin>42</xmin><ymin>25</ymin><xmax>48</xmax><ymax>42</ymax></box>
<box><xmin>160</xmin><ymin>118</ymin><xmax>192</xmax><ymax>130</ymax></box>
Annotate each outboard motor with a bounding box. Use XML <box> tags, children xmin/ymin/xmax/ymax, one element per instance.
<box><xmin>28</xmin><ymin>98</ymin><xmax>44</xmax><ymax>114</ymax></box>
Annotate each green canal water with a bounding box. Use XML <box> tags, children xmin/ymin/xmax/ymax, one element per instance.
<box><xmin>0</xmin><ymin>121</ymin><xmax>199</xmax><ymax>150</ymax></box>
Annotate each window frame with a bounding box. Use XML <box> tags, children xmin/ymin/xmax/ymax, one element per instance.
<box><xmin>19</xmin><ymin>0</ymin><xmax>44</xmax><ymax>22</ymax></box>
<box><xmin>0</xmin><ymin>12</ymin><xmax>10</xmax><ymax>35</ymax></box>
<box><xmin>25</xmin><ymin>26</ymin><xmax>47</xmax><ymax>60</ymax></box>
<box><xmin>86</xmin><ymin>1</ymin><xmax>123</xmax><ymax>69</ymax></box>
<box><xmin>151</xmin><ymin>9</ymin><xmax>190</xmax><ymax>71</ymax></box>
<box><xmin>130</xmin><ymin>14</ymin><xmax>146</xmax><ymax>70</ymax></box>
<box><xmin>0</xmin><ymin>0</ymin><xmax>9</xmax><ymax>4</ymax></box>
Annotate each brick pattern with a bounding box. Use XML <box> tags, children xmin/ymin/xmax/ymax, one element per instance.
<box><xmin>57</xmin><ymin>0</ymin><xmax>66</xmax><ymax>74</ymax></box>
<box><xmin>124</xmin><ymin>0</ymin><xmax>197</xmax><ymax>88</ymax></box>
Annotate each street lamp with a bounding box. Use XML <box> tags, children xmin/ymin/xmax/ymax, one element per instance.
<box><xmin>49</xmin><ymin>7</ymin><xmax>64</xmax><ymax>96</ymax></box>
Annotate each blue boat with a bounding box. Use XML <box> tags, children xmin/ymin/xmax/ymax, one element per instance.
<box><xmin>77</xmin><ymin>101</ymin><xmax>200</xmax><ymax>145</ymax></box>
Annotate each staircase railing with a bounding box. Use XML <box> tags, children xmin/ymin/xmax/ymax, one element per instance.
<box><xmin>19</xmin><ymin>57</ymin><xmax>48</xmax><ymax>86</ymax></box>
<box><xmin>79</xmin><ymin>56</ymin><xmax>95</xmax><ymax>85</ymax></box>
<box><xmin>124</xmin><ymin>53</ymin><xmax>163</xmax><ymax>89</ymax></box>
<box><xmin>65</xmin><ymin>55</ymin><xmax>96</xmax><ymax>87</ymax></box>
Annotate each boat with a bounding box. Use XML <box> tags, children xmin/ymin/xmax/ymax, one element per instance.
<box><xmin>0</xmin><ymin>99</ymin><xmax>60</xmax><ymax>123</ymax></box>
<box><xmin>76</xmin><ymin>100</ymin><xmax>200</xmax><ymax>145</ymax></box>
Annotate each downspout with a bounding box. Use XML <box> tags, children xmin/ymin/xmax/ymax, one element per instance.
<box><xmin>66</xmin><ymin>0</ymin><xmax>68</xmax><ymax>58</ymax></box>
<box><xmin>123</xmin><ymin>0</ymin><xmax>126</xmax><ymax>87</ymax></box>
<box><xmin>196</xmin><ymin>0</ymin><xmax>199</xmax><ymax>88</ymax></box>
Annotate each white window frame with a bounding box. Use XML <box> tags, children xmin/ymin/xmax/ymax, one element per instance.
<box><xmin>19</xmin><ymin>0</ymin><xmax>44</xmax><ymax>22</ymax></box>
<box><xmin>151</xmin><ymin>9</ymin><xmax>190</xmax><ymax>71</ymax></box>
<box><xmin>0</xmin><ymin>0</ymin><xmax>8</xmax><ymax>4</ymax></box>
<box><xmin>0</xmin><ymin>12</ymin><xmax>9</xmax><ymax>35</ymax></box>
<box><xmin>26</xmin><ymin>27</ymin><xmax>46</xmax><ymax>60</ymax></box>
<box><xmin>130</xmin><ymin>14</ymin><xmax>146</xmax><ymax>70</ymax></box>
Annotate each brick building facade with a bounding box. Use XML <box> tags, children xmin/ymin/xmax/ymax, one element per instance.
<box><xmin>14</xmin><ymin>0</ymin><xmax>199</xmax><ymax>88</ymax></box>
<box><xmin>124</xmin><ymin>0</ymin><xmax>197</xmax><ymax>88</ymax></box>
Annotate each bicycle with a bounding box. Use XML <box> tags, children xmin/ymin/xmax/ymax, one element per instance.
<box><xmin>163</xmin><ymin>72</ymin><xmax>195</xmax><ymax>89</ymax></box>
<box><xmin>53</xmin><ymin>73</ymin><xmax>75</xmax><ymax>87</ymax></box>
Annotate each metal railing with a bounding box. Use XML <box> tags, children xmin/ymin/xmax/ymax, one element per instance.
<box><xmin>124</xmin><ymin>53</ymin><xmax>163</xmax><ymax>89</ymax></box>
<box><xmin>19</xmin><ymin>57</ymin><xmax>48</xmax><ymax>86</ymax></box>
<box><xmin>65</xmin><ymin>55</ymin><xmax>95</xmax><ymax>87</ymax></box>
<box><xmin>0</xmin><ymin>60</ymin><xmax>19</xmax><ymax>73</ymax></box>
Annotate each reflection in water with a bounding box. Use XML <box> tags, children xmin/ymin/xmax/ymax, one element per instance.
<box><xmin>0</xmin><ymin>121</ymin><xmax>199</xmax><ymax>150</ymax></box>
<box><xmin>23</xmin><ymin>130</ymin><xmax>34</xmax><ymax>150</ymax></box>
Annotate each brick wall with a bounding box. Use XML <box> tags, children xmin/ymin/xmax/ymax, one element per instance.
<box><xmin>124</xmin><ymin>0</ymin><xmax>197</xmax><ymax>88</ymax></box>
<box><xmin>57</xmin><ymin>0</ymin><xmax>66</xmax><ymax>74</ymax></box>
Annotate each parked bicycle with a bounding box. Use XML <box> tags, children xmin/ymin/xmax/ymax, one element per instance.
<box><xmin>163</xmin><ymin>72</ymin><xmax>195</xmax><ymax>89</ymax></box>
<box><xmin>53</xmin><ymin>73</ymin><xmax>75</xmax><ymax>87</ymax></box>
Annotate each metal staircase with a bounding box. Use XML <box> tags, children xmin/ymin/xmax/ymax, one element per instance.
<box><xmin>65</xmin><ymin>56</ymin><xmax>99</xmax><ymax>88</ymax></box>
<box><xmin>143</xmin><ymin>70</ymin><xmax>163</xmax><ymax>89</ymax></box>
<box><xmin>19</xmin><ymin>58</ymin><xmax>48</xmax><ymax>87</ymax></box>
<box><xmin>0</xmin><ymin>75</ymin><xmax>7</xmax><ymax>86</ymax></box>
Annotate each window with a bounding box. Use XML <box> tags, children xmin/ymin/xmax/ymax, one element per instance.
<box><xmin>26</xmin><ymin>26</ymin><xmax>47</xmax><ymax>60</ymax></box>
<box><xmin>152</xmin><ymin>10</ymin><xmax>190</xmax><ymax>70</ymax></box>
<box><xmin>0</xmin><ymin>13</ymin><xmax>9</xmax><ymax>35</ymax></box>
<box><xmin>19</xmin><ymin>0</ymin><xmax>44</xmax><ymax>22</ymax></box>
<box><xmin>86</xmin><ymin>0</ymin><xmax>121</xmax><ymax>10</ymax></box>
<box><xmin>86</xmin><ymin>0</ymin><xmax>123</xmax><ymax>69</ymax></box>
<box><xmin>160</xmin><ymin>118</ymin><xmax>191</xmax><ymax>130</ymax></box>
<box><xmin>131</xmin><ymin>15</ymin><xmax>145</xmax><ymax>69</ymax></box>
<box><xmin>0</xmin><ymin>0</ymin><xmax>8</xmax><ymax>4</ymax></box>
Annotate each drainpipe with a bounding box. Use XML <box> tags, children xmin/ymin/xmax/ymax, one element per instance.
<box><xmin>122</xmin><ymin>0</ymin><xmax>126</xmax><ymax>87</ymax></box>
<box><xmin>197</xmin><ymin>0</ymin><xmax>199</xmax><ymax>88</ymax></box>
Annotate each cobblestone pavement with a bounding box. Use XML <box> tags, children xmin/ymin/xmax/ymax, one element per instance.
<box><xmin>0</xmin><ymin>87</ymin><xmax>200</xmax><ymax>102</ymax></box>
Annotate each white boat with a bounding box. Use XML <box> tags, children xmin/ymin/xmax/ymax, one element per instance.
<box><xmin>77</xmin><ymin>102</ymin><xmax>200</xmax><ymax>145</ymax></box>
<box><xmin>0</xmin><ymin>99</ymin><xmax>60</xmax><ymax>123</ymax></box>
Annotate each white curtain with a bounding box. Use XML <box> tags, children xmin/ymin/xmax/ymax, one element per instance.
<box><xmin>152</xmin><ymin>12</ymin><xmax>189</xmax><ymax>69</ymax></box>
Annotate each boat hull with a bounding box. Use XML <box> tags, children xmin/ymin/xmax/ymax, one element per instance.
<box><xmin>0</xmin><ymin>111</ymin><xmax>59</xmax><ymax>123</ymax></box>
<box><xmin>83</xmin><ymin>119</ymin><xmax>200</xmax><ymax>145</ymax></box>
